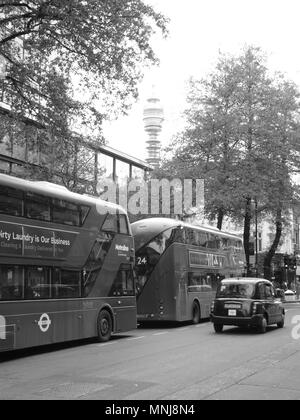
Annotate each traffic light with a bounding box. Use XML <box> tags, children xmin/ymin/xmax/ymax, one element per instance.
<box><xmin>291</xmin><ymin>256</ymin><xmax>297</xmax><ymax>270</ymax></box>
<box><xmin>283</xmin><ymin>255</ymin><xmax>297</xmax><ymax>270</ymax></box>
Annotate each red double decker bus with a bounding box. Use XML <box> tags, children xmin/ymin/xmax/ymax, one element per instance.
<box><xmin>0</xmin><ymin>174</ymin><xmax>136</xmax><ymax>352</ymax></box>
<box><xmin>132</xmin><ymin>218</ymin><xmax>245</xmax><ymax>324</ymax></box>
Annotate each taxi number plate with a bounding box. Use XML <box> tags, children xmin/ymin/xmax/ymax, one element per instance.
<box><xmin>228</xmin><ymin>309</ymin><xmax>236</xmax><ymax>316</ymax></box>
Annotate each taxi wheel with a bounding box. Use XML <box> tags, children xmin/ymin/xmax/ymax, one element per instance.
<box><xmin>277</xmin><ymin>313</ymin><xmax>285</xmax><ymax>328</ymax></box>
<box><xmin>214</xmin><ymin>323</ymin><xmax>223</xmax><ymax>333</ymax></box>
<box><xmin>258</xmin><ymin>316</ymin><xmax>267</xmax><ymax>334</ymax></box>
<box><xmin>97</xmin><ymin>309</ymin><xmax>112</xmax><ymax>342</ymax></box>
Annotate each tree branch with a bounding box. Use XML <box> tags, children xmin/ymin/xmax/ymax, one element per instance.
<box><xmin>0</xmin><ymin>2</ymin><xmax>34</xmax><ymax>9</ymax></box>
<box><xmin>0</xmin><ymin>12</ymin><xmax>34</xmax><ymax>26</ymax></box>
<box><xmin>0</xmin><ymin>28</ymin><xmax>35</xmax><ymax>45</ymax></box>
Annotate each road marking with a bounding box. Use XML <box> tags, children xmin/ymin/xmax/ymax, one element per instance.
<box><xmin>96</xmin><ymin>341</ymin><xmax>116</xmax><ymax>347</ymax></box>
<box><xmin>153</xmin><ymin>332</ymin><xmax>169</xmax><ymax>336</ymax></box>
<box><xmin>126</xmin><ymin>336</ymin><xmax>145</xmax><ymax>341</ymax></box>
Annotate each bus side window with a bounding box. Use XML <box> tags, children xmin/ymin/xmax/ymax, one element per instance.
<box><xmin>118</xmin><ymin>214</ymin><xmax>129</xmax><ymax>234</ymax></box>
<box><xmin>79</xmin><ymin>205</ymin><xmax>90</xmax><ymax>225</ymax></box>
<box><xmin>198</xmin><ymin>232</ymin><xmax>208</xmax><ymax>247</ymax></box>
<box><xmin>207</xmin><ymin>234</ymin><xmax>218</xmax><ymax>249</ymax></box>
<box><xmin>25</xmin><ymin>267</ymin><xmax>50</xmax><ymax>299</ymax></box>
<box><xmin>109</xmin><ymin>264</ymin><xmax>135</xmax><ymax>296</ymax></box>
<box><xmin>0</xmin><ymin>186</ymin><xmax>23</xmax><ymax>216</ymax></box>
<box><xmin>25</xmin><ymin>192</ymin><xmax>51</xmax><ymax>222</ymax></box>
<box><xmin>0</xmin><ymin>266</ymin><xmax>23</xmax><ymax>300</ymax></box>
<box><xmin>52</xmin><ymin>270</ymin><xmax>81</xmax><ymax>299</ymax></box>
<box><xmin>221</xmin><ymin>238</ymin><xmax>229</xmax><ymax>250</ymax></box>
<box><xmin>186</xmin><ymin>229</ymin><xmax>195</xmax><ymax>245</ymax></box>
<box><xmin>52</xmin><ymin>199</ymin><xmax>80</xmax><ymax>226</ymax></box>
<box><xmin>188</xmin><ymin>272</ymin><xmax>212</xmax><ymax>292</ymax></box>
<box><xmin>173</xmin><ymin>227</ymin><xmax>185</xmax><ymax>243</ymax></box>
<box><xmin>102</xmin><ymin>213</ymin><xmax>118</xmax><ymax>233</ymax></box>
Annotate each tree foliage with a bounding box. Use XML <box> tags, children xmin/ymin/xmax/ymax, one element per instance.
<box><xmin>0</xmin><ymin>0</ymin><xmax>168</xmax><ymax>138</ymax></box>
<box><xmin>161</xmin><ymin>46</ymin><xmax>300</xmax><ymax>276</ymax></box>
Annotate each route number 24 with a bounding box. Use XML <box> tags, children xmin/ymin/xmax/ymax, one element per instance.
<box><xmin>137</xmin><ymin>257</ymin><xmax>147</xmax><ymax>265</ymax></box>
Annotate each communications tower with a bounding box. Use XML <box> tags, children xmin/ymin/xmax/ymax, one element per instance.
<box><xmin>143</xmin><ymin>92</ymin><xmax>164</xmax><ymax>168</ymax></box>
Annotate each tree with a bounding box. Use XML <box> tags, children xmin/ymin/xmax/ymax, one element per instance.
<box><xmin>161</xmin><ymin>46</ymin><xmax>300</xmax><ymax>276</ymax></box>
<box><xmin>0</xmin><ymin>0</ymin><xmax>168</xmax><ymax>184</ymax></box>
<box><xmin>260</xmin><ymin>77</ymin><xmax>300</xmax><ymax>278</ymax></box>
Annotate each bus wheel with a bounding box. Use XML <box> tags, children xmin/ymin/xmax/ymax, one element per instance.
<box><xmin>97</xmin><ymin>309</ymin><xmax>112</xmax><ymax>342</ymax></box>
<box><xmin>192</xmin><ymin>301</ymin><xmax>200</xmax><ymax>324</ymax></box>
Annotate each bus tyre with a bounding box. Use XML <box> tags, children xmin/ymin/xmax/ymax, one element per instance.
<box><xmin>258</xmin><ymin>316</ymin><xmax>267</xmax><ymax>334</ymax></box>
<box><xmin>214</xmin><ymin>323</ymin><xmax>223</xmax><ymax>333</ymax></box>
<box><xmin>192</xmin><ymin>301</ymin><xmax>200</xmax><ymax>324</ymax></box>
<box><xmin>97</xmin><ymin>309</ymin><xmax>112</xmax><ymax>342</ymax></box>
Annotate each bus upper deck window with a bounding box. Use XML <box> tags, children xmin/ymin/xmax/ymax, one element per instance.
<box><xmin>25</xmin><ymin>192</ymin><xmax>51</xmax><ymax>222</ymax></box>
<box><xmin>0</xmin><ymin>186</ymin><xmax>23</xmax><ymax>217</ymax></box>
<box><xmin>79</xmin><ymin>205</ymin><xmax>90</xmax><ymax>225</ymax></box>
<box><xmin>52</xmin><ymin>199</ymin><xmax>80</xmax><ymax>226</ymax></box>
<box><xmin>102</xmin><ymin>213</ymin><xmax>118</xmax><ymax>233</ymax></box>
<box><xmin>118</xmin><ymin>214</ymin><xmax>129</xmax><ymax>235</ymax></box>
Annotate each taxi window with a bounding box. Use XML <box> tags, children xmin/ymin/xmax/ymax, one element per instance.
<box><xmin>257</xmin><ymin>283</ymin><xmax>266</xmax><ymax>299</ymax></box>
<box><xmin>217</xmin><ymin>282</ymin><xmax>255</xmax><ymax>298</ymax></box>
<box><xmin>265</xmin><ymin>284</ymin><xmax>274</xmax><ymax>299</ymax></box>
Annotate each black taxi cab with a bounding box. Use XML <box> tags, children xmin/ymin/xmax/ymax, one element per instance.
<box><xmin>210</xmin><ymin>278</ymin><xmax>285</xmax><ymax>333</ymax></box>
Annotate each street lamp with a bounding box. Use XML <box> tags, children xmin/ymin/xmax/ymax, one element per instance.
<box><xmin>254</xmin><ymin>197</ymin><xmax>258</xmax><ymax>277</ymax></box>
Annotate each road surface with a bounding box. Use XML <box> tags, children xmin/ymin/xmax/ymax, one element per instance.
<box><xmin>0</xmin><ymin>303</ymin><xmax>300</xmax><ymax>400</ymax></box>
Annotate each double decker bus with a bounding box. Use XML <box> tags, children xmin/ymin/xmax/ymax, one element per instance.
<box><xmin>0</xmin><ymin>174</ymin><xmax>136</xmax><ymax>352</ymax></box>
<box><xmin>132</xmin><ymin>218</ymin><xmax>245</xmax><ymax>323</ymax></box>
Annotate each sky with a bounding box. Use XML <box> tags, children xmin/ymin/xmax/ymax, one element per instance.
<box><xmin>102</xmin><ymin>0</ymin><xmax>300</xmax><ymax>161</ymax></box>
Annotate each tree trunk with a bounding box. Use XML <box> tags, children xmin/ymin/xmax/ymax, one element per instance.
<box><xmin>243</xmin><ymin>197</ymin><xmax>252</xmax><ymax>276</ymax></box>
<box><xmin>263</xmin><ymin>208</ymin><xmax>282</xmax><ymax>280</ymax></box>
<box><xmin>217</xmin><ymin>208</ymin><xmax>224</xmax><ymax>230</ymax></box>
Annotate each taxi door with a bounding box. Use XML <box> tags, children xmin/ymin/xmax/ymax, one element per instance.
<box><xmin>264</xmin><ymin>283</ymin><xmax>282</xmax><ymax>324</ymax></box>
